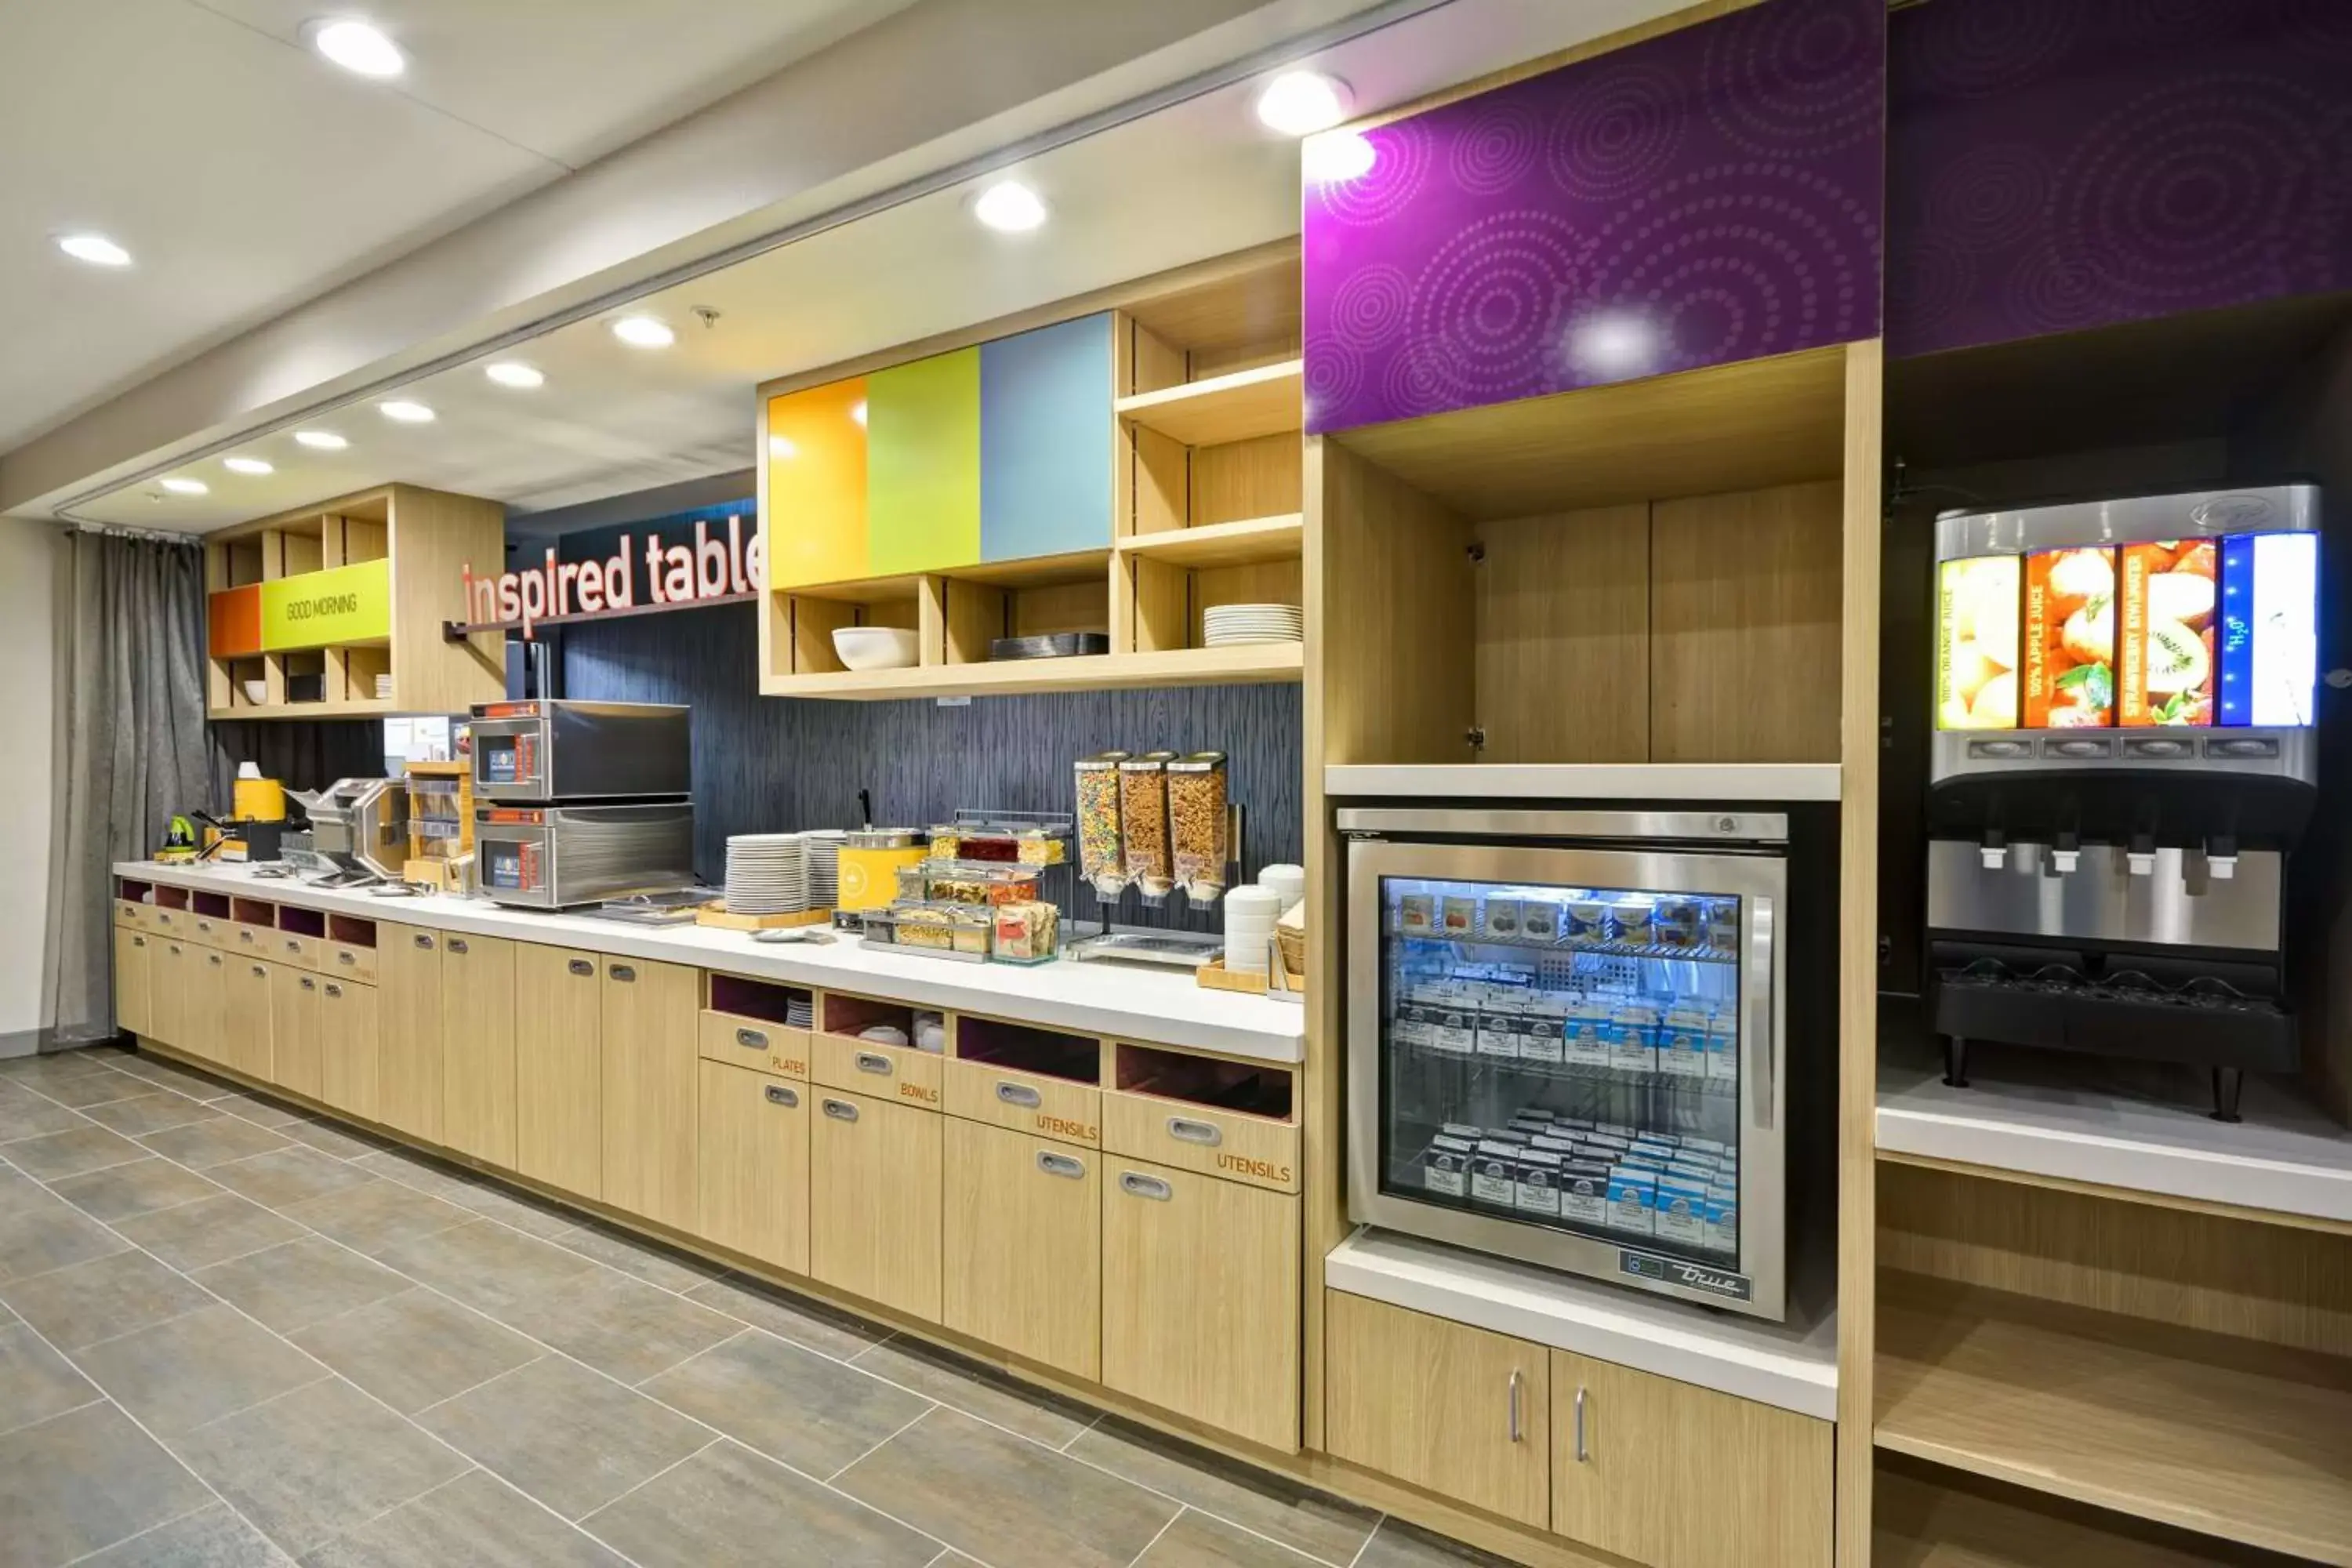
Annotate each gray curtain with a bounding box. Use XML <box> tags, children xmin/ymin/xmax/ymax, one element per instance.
<box><xmin>43</xmin><ymin>532</ymin><xmax>212</xmax><ymax>1047</ymax></box>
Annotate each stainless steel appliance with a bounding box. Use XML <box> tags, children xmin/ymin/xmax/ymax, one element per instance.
<box><xmin>288</xmin><ymin>779</ymin><xmax>409</xmax><ymax>884</ymax></box>
<box><xmin>469</xmin><ymin>699</ymin><xmax>691</xmax><ymax>803</ymax></box>
<box><xmin>1342</xmin><ymin>808</ymin><xmax>1806</xmax><ymax>1320</ymax></box>
<box><xmin>1926</xmin><ymin>486</ymin><xmax>2320</xmax><ymax>1119</ymax></box>
<box><xmin>474</xmin><ymin>802</ymin><xmax>696</xmax><ymax>909</ymax></box>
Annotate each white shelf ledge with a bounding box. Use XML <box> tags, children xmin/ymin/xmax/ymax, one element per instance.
<box><xmin>1877</xmin><ymin>1044</ymin><xmax>2352</xmax><ymax>1228</ymax></box>
<box><xmin>1325</xmin><ymin>1229</ymin><xmax>1837</xmax><ymax>1420</ymax></box>
<box><xmin>1323</xmin><ymin>763</ymin><xmax>1841</xmax><ymax>802</ymax></box>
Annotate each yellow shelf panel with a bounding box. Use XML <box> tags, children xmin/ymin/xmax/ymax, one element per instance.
<box><xmin>207</xmin><ymin>699</ymin><xmax>394</xmax><ymax>721</ymax></box>
<box><xmin>1116</xmin><ymin>360</ymin><xmax>1304</xmax><ymax>447</ymax></box>
<box><xmin>1874</xmin><ymin>1272</ymin><xmax>2352</xmax><ymax>1564</ymax></box>
<box><xmin>1116</xmin><ymin>514</ymin><xmax>1304</xmax><ymax>570</ymax></box>
<box><xmin>761</xmin><ymin>641</ymin><xmax>1301</xmax><ymax>701</ymax></box>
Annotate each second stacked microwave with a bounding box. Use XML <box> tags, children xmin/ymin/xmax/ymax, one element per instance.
<box><xmin>470</xmin><ymin>699</ymin><xmax>695</xmax><ymax>908</ymax></box>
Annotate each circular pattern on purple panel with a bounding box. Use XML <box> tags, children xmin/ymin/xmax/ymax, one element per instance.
<box><xmin>1327</xmin><ymin>263</ymin><xmax>1413</xmax><ymax>353</ymax></box>
<box><xmin>1922</xmin><ymin>143</ymin><xmax>2051</xmax><ymax>252</ymax></box>
<box><xmin>2002</xmin><ymin>242</ymin><xmax>2107</xmax><ymax>334</ymax></box>
<box><xmin>1886</xmin><ymin>236</ymin><xmax>1977</xmax><ymax>339</ymax></box>
<box><xmin>1900</xmin><ymin>0</ymin><xmax>2082</xmax><ymax>100</ymax></box>
<box><xmin>2274</xmin><ymin>0</ymin><xmax>2352</xmax><ymax>59</ymax></box>
<box><xmin>1312</xmin><ymin>118</ymin><xmax>1433</xmax><ymax>227</ymax></box>
<box><xmin>2102</xmin><ymin>0</ymin><xmax>2251</xmax><ymax>46</ymax></box>
<box><xmin>1546</xmin><ymin>64</ymin><xmax>1687</xmax><ymax>201</ymax></box>
<box><xmin>1378</xmin><ymin>341</ymin><xmax>1453</xmax><ymax>423</ymax></box>
<box><xmin>1449</xmin><ymin>98</ymin><xmax>1546</xmax><ymax>196</ymax></box>
<box><xmin>1701</xmin><ymin>0</ymin><xmax>1882</xmax><ymax>155</ymax></box>
<box><xmin>1407</xmin><ymin>209</ymin><xmax>1586</xmax><ymax>404</ymax></box>
<box><xmin>2053</xmin><ymin>76</ymin><xmax>2329</xmax><ymax>304</ymax></box>
<box><xmin>1302</xmin><ymin>341</ymin><xmax>1363</xmax><ymax>425</ymax></box>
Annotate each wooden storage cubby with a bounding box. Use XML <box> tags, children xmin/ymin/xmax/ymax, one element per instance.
<box><xmin>191</xmin><ymin>891</ymin><xmax>231</xmax><ymax>920</ymax></box>
<box><xmin>953</xmin><ymin>1015</ymin><xmax>1101</xmax><ymax>1083</ymax></box>
<box><xmin>203</xmin><ymin>482</ymin><xmax>502</xmax><ymax>720</ymax></box>
<box><xmin>230</xmin><ymin>898</ymin><xmax>275</xmax><ymax>928</ymax></box>
<box><xmin>153</xmin><ymin>885</ymin><xmax>191</xmax><ymax>911</ymax></box>
<box><xmin>1115</xmin><ymin>1042</ymin><xmax>1294</xmax><ymax>1120</ymax></box>
<box><xmin>325</xmin><ymin>914</ymin><xmax>376</xmax><ymax>947</ymax></box>
<box><xmin>706</xmin><ymin>973</ymin><xmax>811</xmax><ymax>1025</ymax></box>
<box><xmin>278</xmin><ymin>906</ymin><xmax>326</xmax><ymax>938</ymax></box>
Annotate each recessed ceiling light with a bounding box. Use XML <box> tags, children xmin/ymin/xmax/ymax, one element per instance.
<box><xmin>223</xmin><ymin>456</ymin><xmax>274</xmax><ymax>476</ymax></box>
<box><xmin>160</xmin><ymin>477</ymin><xmax>208</xmax><ymax>495</ymax></box>
<box><xmin>292</xmin><ymin>430</ymin><xmax>348</xmax><ymax>450</ymax></box>
<box><xmin>850</xmin><ymin>400</ymin><xmax>867</xmax><ymax>428</ymax></box>
<box><xmin>1302</xmin><ymin>129</ymin><xmax>1377</xmax><ymax>183</ymax></box>
<box><xmin>972</xmin><ymin>180</ymin><xmax>1047</xmax><ymax>233</ymax></box>
<box><xmin>57</xmin><ymin>234</ymin><xmax>131</xmax><ymax>267</ymax></box>
<box><xmin>312</xmin><ymin>20</ymin><xmax>404</xmax><ymax>78</ymax></box>
<box><xmin>484</xmin><ymin>361</ymin><xmax>544</xmax><ymax>388</ymax></box>
<box><xmin>768</xmin><ymin>434</ymin><xmax>799</xmax><ymax>460</ymax></box>
<box><xmin>1256</xmin><ymin>71</ymin><xmax>1350</xmax><ymax>136</ymax></box>
<box><xmin>612</xmin><ymin>315</ymin><xmax>674</xmax><ymax>348</ymax></box>
<box><xmin>379</xmin><ymin>399</ymin><xmax>435</xmax><ymax>423</ymax></box>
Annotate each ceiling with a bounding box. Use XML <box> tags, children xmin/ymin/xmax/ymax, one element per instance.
<box><xmin>52</xmin><ymin>0</ymin><xmax>1688</xmax><ymax>533</ymax></box>
<box><xmin>0</xmin><ymin>0</ymin><xmax>913</xmax><ymax>452</ymax></box>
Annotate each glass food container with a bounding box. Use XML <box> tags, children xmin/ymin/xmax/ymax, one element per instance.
<box><xmin>1118</xmin><ymin>752</ymin><xmax>1178</xmax><ymax>898</ymax></box>
<box><xmin>1168</xmin><ymin>752</ymin><xmax>1230</xmax><ymax>902</ymax></box>
<box><xmin>1076</xmin><ymin>753</ymin><xmax>1130</xmax><ymax>897</ymax></box>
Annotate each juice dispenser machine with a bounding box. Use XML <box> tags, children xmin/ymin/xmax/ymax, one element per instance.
<box><xmin>1926</xmin><ymin>485</ymin><xmax>2321</xmax><ymax>1120</ymax></box>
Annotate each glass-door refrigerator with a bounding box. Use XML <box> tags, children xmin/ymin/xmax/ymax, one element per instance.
<box><xmin>1342</xmin><ymin>808</ymin><xmax>1791</xmax><ymax>1319</ymax></box>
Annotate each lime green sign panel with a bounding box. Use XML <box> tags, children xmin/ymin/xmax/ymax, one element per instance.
<box><xmin>866</xmin><ymin>346</ymin><xmax>981</xmax><ymax>576</ymax></box>
<box><xmin>259</xmin><ymin>559</ymin><xmax>392</xmax><ymax>652</ymax></box>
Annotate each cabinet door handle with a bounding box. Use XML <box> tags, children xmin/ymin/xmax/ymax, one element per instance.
<box><xmin>412</xmin><ymin>933</ymin><xmax>434</xmax><ymax>949</ymax></box>
<box><xmin>1573</xmin><ymin>1386</ymin><xmax>1588</xmax><ymax>1463</ymax></box>
<box><xmin>284</xmin><ymin>938</ymin><xmax>302</xmax><ymax>953</ymax></box>
<box><xmin>337</xmin><ymin>950</ymin><xmax>357</xmax><ymax>965</ymax></box>
<box><xmin>609</xmin><ymin>964</ymin><xmax>636</xmax><ymax>982</ymax></box>
<box><xmin>131</xmin><ymin>936</ymin><xmax>145</xmax><ymax>948</ymax></box>
<box><xmin>299</xmin><ymin>977</ymin><xmax>316</xmax><ymax>992</ymax></box>
<box><xmin>1508</xmin><ymin>1370</ymin><xmax>1524</xmax><ymax>1443</ymax></box>
<box><xmin>764</xmin><ymin>1085</ymin><xmax>800</xmax><ymax>1109</ymax></box>
<box><xmin>1036</xmin><ymin>1150</ymin><xmax>1086</xmax><ymax>1180</ymax></box>
<box><xmin>994</xmin><ymin>1081</ymin><xmax>1041</xmax><ymax>1109</ymax></box>
<box><xmin>855</xmin><ymin>1051</ymin><xmax>893</xmax><ymax>1077</ymax></box>
<box><xmin>251</xmin><ymin>965</ymin><xmax>267</xmax><ymax>978</ymax></box>
<box><xmin>735</xmin><ymin>1027</ymin><xmax>768</xmax><ymax>1050</ymax></box>
<box><xmin>447</xmin><ymin>938</ymin><xmax>469</xmax><ymax>955</ymax></box>
<box><xmin>1119</xmin><ymin>1171</ymin><xmax>1172</xmax><ymax>1201</ymax></box>
<box><xmin>239</xmin><ymin>930</ymin><xmax>255</xmax><ymax>944</ymax></box>
<box><xmin>1167</xmin><ymin>1116</ymin><xmax>1222</xmax><ymax>1148</ymax></box>
<box><xmin>821</xmin><ymin>1098</ymin><xmax>858</xmax><ymax>1123</ymax></box>
<box><xmin>325</xmin><ymin>983</ymin><xmax>343</xmax><ymax>999</ymax></box>
<box><xmin>207</xmin><ymin>953</ymin><xmax>223</xmax><ymax>967</ymax></box>
<box><xmin>568</xmin><ymin>958</ymin><xmax>594</xmax><ymax>977</ymax></box>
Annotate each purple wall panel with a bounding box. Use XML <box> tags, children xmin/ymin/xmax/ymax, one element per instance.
<box><xmin>1301</xmin><ymin>0</ymin><xmax>1884</xmax><ymax>434</ymax></box>
<box><xmin>1887</xmin><ymin>0</ymin><xmax>2352</xmax><ymax>358</ymax></box>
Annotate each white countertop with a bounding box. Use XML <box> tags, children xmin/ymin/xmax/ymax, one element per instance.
<box><xmin>115</xmin><ymin>861</ymin><xmax>1305</xmax><ymax>1065</ymax></box>
<box><xmin>1324</xmin><ymin>763</ymin><xmax>1842</xmax><ymax>802</ymax></box>
<box><xmin>1878</xmin><ymin>1042</ymin><xmax>2352</xmax><ymax>1226</ymax></box>
<box><xmin>1324</xmin><ymin>1229</ymin><xmax>1838</xmax><ymax>1421</ymax></box>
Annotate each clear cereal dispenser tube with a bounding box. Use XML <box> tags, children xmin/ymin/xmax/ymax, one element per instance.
<box><xmin>1075</xmin><ymin>752</ymin><xmax>1131</xmax><ymax>898</ymax></box>
<box><xmin>1168</xmin><ymin>752</ymin><xmax>1229</xmax><ymax>902</ymax></box>
<box><xmin>1119</xmin><ymin>751</ymin><xmax>1178</xmax><ymax>899</ymax></box>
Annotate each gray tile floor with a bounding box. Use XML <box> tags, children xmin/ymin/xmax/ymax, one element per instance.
<box><xmin>0</xmin><ymin>1047</ymin><xmax>1511</xmax><ymax>1568</ymax></box>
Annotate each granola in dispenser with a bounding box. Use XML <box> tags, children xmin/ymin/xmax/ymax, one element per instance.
<box><xmin>1167</xmin><ymin>752</ymin><xmax>1229</xmax><ymax>902</ymax></box>
<box><xmin>1118</xmin><ymin>752</ymin><xmax>1178</xmax><ymax>898</ymax></box>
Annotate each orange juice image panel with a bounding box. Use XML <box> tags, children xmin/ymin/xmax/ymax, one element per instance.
<box><xmin>2119</xmin><ymin>540</ymin><xmax>2217</xmax><ymax>727</ymax></box>
<box><xmin>1936</xmin><ymin>556</ymin><xmax>2020</xmax><ymax>730</ymax></box>
<box><xmin>2023</xmin><ymin>546</ymin><xmax>2115</xmax><ymax>727</ymax></box>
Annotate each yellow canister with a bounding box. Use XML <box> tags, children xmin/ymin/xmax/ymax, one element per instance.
<box><xmin>836</xmin><ymin>830</ymin><xmax>926</xmax><ymax>912</ymax></box>
<box><xmin>233</xmin><ymin>776</ymin><xmax>287</xmax><ymax>822</ymax></box>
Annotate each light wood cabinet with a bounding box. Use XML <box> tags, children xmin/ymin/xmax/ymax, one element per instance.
<box><xmin>1325</xmin><ymin>1293</ymin><xmax>1552</xmax><ymax>1529</ymax></box>
<box><xmin>943</xmin><ymin>1118</ymin><xmax>1099</xmax><ymax>1379</ymax></box>
<box><xmin>1102</xmin><ymin>1153</ymin><xmax>1300</xmax><ymax>1452</ymax></box>
<box><xmin>376</xmin><ymin>925</ymin><xmax>444</xmax><ymax>1141</ymax></box>
<box><xmin>697</xmin><ymin>1060</ymin><xmax>810</xmax><ymax>1275</ymax></box>
<box><xmin>599</xmin><ymin>955</ymin><xmax>699</xmax><ymax>1231</ymax></box>
<box><xmin>270</xmin><ymin>967</ymin><xmax>323</xmax><ymax>1101</ymax></box>
<box><xmin>440</xmin><ymin>934</ymin><xmax>517</xmax><ymax>1170</ymax></box>
<box><xmin>1551</xmin><ymin>1349</ymin><xmax>1831</xmax><ymax>1568</ymax></box>
<box><xmin>147</xmin><ymin>942</ymin><xmax>190</xmax><ymax>1049</ymax></box>
<box><xmin>515</xmin><ymin>944</ymin><xmax>602</xmax><ymax>1200</ymax></box>
<box><xmin>809</xmin><ymin>1087</ymin><xmax>942</xmax><ymax>1320</ymax></box>
<box><xmin>322</xmin><ymin>940</ymin><xmax>376</xmax><ymax>982</ymax></box>
<box><xmin>318</xmin><ymin>978</ymin><xmax>379</xmax><ymax>1120</ymax></box>
<box><xmin>221</xmin><ymin>956</ymin><xmax>275</xmax><ymax>1082</ymax></box>
<box><xmin>1101</xmin><ymin>1089</ymin><xmax>1298</xmax><ymax>1193</ymax></box>
<box><xmin>184</xmin><ymin>947</ymin><xmax>228</xmax><ymax>1065</ymax></box>
<box><xmin>114</xmin><ymin>931</ymin><xmax>153</xmax><ymax>1040</ymax></box>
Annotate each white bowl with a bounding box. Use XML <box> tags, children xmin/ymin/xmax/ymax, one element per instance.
<box><xmin>241</xmin><ymin>679</ymin><xmax>267</xmax><ymax>705</ymax></box>
<box><xmin>833</xmin><ymin>626</ymin><xmax>919</xmax><ymax>671</ymax></box>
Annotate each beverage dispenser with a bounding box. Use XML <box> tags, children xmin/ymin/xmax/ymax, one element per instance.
<box><xmin>1925</xmin><ymin>486</ymin><xmax>2321</xmax><ymax>1120</ymax></box>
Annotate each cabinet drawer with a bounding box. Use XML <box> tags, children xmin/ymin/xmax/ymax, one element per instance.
<box><xmin>1552</xmin><ymin>1349</ymin><xmax>1831</xmax><ymax>1568</ymax></box>
<box><xmin>811</xmin><ymin>1033</ymin><xmax>942</xmax><ymax>1109</ymax></box>
<box><xmin>225</xmin><ymin>923</ymin><xmax>276</xmax><ymax>960</ymax></box>
<box><xmin>1326</xmin><ymin>1292</ymin><xmax>1550</xmax><ymax>1529</ymax></box>
<box><xmin>189</xmin><ymin>914</ymin><xmax>230</xmax><ymax>947</ymax></box>
<box><xmin>268</xmin><ymin>931</ymin><xmax>321</xmax><ymax>971</ymax></box>
<box><xmin>1102</xmin><ymin>1091</ymin><xmax>1298</xmax><ymax>1192</ymax></box>
<box><xmin>699</xmin><ymin>1011</ymin><xmax>811</xmax><ymax>1080</ymax></box>
<box><xmin>322</xmin><ymin>942</ymin><xmax>378</xmax><ymax>982</ymax></box>
<box><xmin>114</xmin><ymin>899</ymin><xmax>144</xmax><ymax>930</ymax></box>
<box><xmin>944</xmin><ymin>1058</ymin><xmax>1099</xmax><ymax>1147</ymax></box>
<box><xmin>809</xmin><ymin>1088</ymin><xmax>942</xmax><ymax>1321</ymax></box>
<box><xmin>150</xmin><ymin>907</ymin><xmax>185</xmax><ymax>938</ymax></box>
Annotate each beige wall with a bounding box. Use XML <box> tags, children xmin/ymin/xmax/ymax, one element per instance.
<box><xmin>0</xmin><ymin>522</ymin><xmax>58</xmax><ymax>1044</ymax></box>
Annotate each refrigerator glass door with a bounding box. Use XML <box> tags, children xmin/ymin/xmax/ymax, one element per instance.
<box><xmin>1348</xmin><ymin>836</ymin><xmax>1785</xmax><ymax>1317</ymax></box>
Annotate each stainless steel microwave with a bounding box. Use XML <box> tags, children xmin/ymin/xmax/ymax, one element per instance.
<box><xmin>469</xmin><ymin>699</ymin><xmax>691</xmax><ymax>804</ymax></box>
<box><xmin>1342</xmin><ymin>807</ymin><xmax>1791</xmax><ymax>1319</ymax></box>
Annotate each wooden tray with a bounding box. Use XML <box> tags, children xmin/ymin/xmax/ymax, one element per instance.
<box><xmin>1197</xmin><ymin>956</ymin><xmax>1306</xmax><ymax>1000</ymax></box>
<box><xmin>696</xmin><ymin>903</ymin><xmax>832</xmax><ymax>931</ymax></box>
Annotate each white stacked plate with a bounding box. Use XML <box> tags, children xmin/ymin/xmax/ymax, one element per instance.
<box><xmin>372</xmin><ymin>673</ymin><xmax>394</xmax><ymax>699</ymax></box>
<box><xmin>725</xmin><ymin>833</ymin><xmax>808</xmax><ymax>915</ymax></box>
<box><xmin>785</xmin><ymin>992</ymin><xmax>814</xmax><ymax>1029</ymax></box>
<box><xmin>1224</xmin><ymin>885</ymin><xmax>1283</xmax><ymax>974</ymax></box>
<box><xmin>1202</xmin><ymin>603</ymin><xmax>1303</xmax><ymax>647</ymax></box>
<box><xmin>800</xmin><ymin>830</ymin><xmax>844</xmax><ymax>908</ymax></box>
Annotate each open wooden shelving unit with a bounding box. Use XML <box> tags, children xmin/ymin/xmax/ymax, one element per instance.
<box><xmin>204</xmin><ymin>481</ymin><xmax>505</xmax><ymax>720</ymax></box>
<box><xmin>758</xmin><ymin>244</ymin><xmax>1305</xmax><ymax>699</ymax></box>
